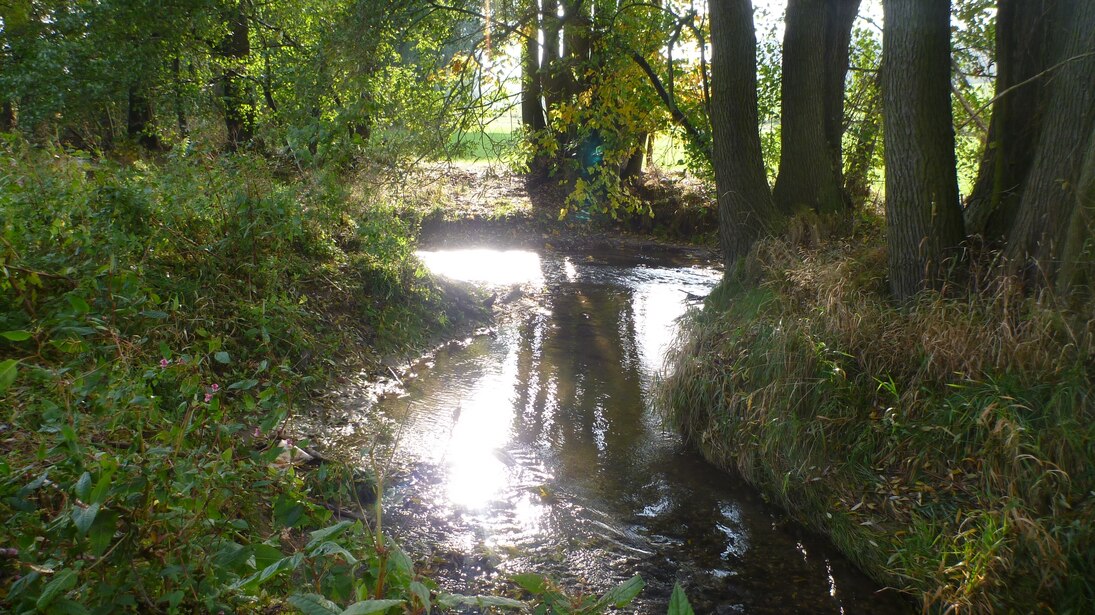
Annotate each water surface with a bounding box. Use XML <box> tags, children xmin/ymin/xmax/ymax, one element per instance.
<box><xmin>356</xmin><ymin>246</ymin><xmax>909</xmax><ymax>613</ymax></box>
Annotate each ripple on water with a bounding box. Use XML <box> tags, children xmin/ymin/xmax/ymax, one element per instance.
<box><xmin>356</xmin><ymin>248</ymin><xmax>911</xmax><ymax>613</ymax></box>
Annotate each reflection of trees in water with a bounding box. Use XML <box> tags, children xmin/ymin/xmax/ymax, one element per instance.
<box><xmin>510</xmin><ymin>282</ymin><xmax>645</xmax><ymax>482</ymax></box>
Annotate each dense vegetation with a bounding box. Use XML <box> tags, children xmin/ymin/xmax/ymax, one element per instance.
<box><xmin>2</xmin><ymin>0</ymin><xmax>1094</xmax><ymax>612</ymax></box>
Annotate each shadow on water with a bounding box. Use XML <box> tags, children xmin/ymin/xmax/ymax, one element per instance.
<box><xmin>347</xmin><ymin>244</ymin><xmax>911</xmax><ymax>614</ymax></box>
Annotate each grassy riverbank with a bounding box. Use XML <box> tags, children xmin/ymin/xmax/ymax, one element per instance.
<box><xmin>659</xmin><ymin>216</ymin><xmax>1095</xmax><ymax>613</ymax></box>
<box><xmin>0</xmin><ymin>140</ymin><xmax>492</xmax><ymax>612</ymax></box>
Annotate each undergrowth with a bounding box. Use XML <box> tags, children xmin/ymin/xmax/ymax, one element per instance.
<box><xmin>0</xmin><ymin>137</ymin><xmax>490</xmax><ymax>613</ymax></box>
<box><xmin>659</xmin><ymin>216</ymin><xmax>1095</xmax><ymax>613</ymax></box>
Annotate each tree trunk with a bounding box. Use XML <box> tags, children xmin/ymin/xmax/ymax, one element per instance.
<box><xmin>823</xmin><ymin>0</ymin><xmax>861</xmax><ymax>204</ymax></box>
<box><xmin>127</xmin><ymin>86</ymin><xmax>159</xmax><ymax>149</ymax></box>
<box><xmin>773</xmin><ymin>0</ymin><xmax>859</xmax><ymax>216</ymax></box>
<box><xmin>520</xmin><ymin>10</ymin><xmax>546</xmax><ymax>132</ymax></box>
<box><xmin>221</xmin><ymin>2</ymin><xmax>253</xmax><ymax>151</ymax></box>
<box><xmin>964</xmin><ymin>0</ymin><xmax>1056</xmax><ymax>242</ymax></box>
<box><xmin>1005</xmin><ymin>0</ymin><xmax>1095</xmax><ymax>288</ymax></box>
<box><xmin>843</xmin><ymin>67</ymin><xmax>882</xmax><ymax>204</ymax></box>
<box><xmin>620</xmin><ymin>133</ymin><xmax>647</xmax><ymax>182</ymax></box>
<box><xmin>710</xmin><ymin>0</ymin><xmax>782</xmax><ymax>268</ymax></box>
<box><xmin>1056</xmin><ymin>119</ymin><xmax>1095</xmax><ymax>298</ymax></box>
<box><xmin>882</xmin><ymin>0</ymin><xmax>966</xmax><ymax>301</ymax></box>
<box><xmin>1</xmin><ymin>101</ymin><xmax>13</xmax><ymax>132</ymax></box>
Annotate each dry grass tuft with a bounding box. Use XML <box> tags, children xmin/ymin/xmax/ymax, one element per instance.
<box><xmin>659</xmin><ymin>223</ymin><xmax>1095</xmax><ymax>613</ymax></box>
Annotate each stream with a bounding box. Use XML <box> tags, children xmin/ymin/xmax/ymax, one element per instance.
<box><xmin>327</xmin><ymin>242</ymin><xmax>909</xmax><ymax>613</ymax></box>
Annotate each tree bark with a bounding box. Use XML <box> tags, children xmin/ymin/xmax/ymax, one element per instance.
<box><xmin>221</xmin><ymin>1</ymin><xmax>253</xmax><ymax>151</ymax></box>
<box><xmin>882</xmin><ymin>0</ymin><xmax>966</xmax><ymax>300</ymax></box>
<box><xmin>520</xmin><ymin>10</ymin><xmax>546</xmax><ymax>132</ymax></box>
<box><xmin>620</xmin><ymin>133</ymin><xmax>647</xmax><ymax>182</ymax></box>
<box><xmin>1005</xmin><ymin>0</ymin><xmax>1095</xmax><ymax>288</ymax></box>
<box><xmin>710</xmin><ymin>0</ymin><xmax>782</xmax><ymax>268</ymax></box>
<box><xmin>964</xmin><ymin>0</ymin><xmax>1056</xmax><ymax>242</ymax></box>
<box><xmin>773</xmin><ymin>0</ymin><xmax>859</xmax><ymax>216</ymax></box>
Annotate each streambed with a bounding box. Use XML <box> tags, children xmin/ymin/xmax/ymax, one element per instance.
<box><xmin>326</xmin><ymin>242</ymin><xmax>909</xmax><ymax>613</ymax></box>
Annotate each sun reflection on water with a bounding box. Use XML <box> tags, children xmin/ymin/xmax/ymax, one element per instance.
<box><xmin>416</xmin><ymin>249</ymin><xmax>544</xmax><ymax>287</ymax></box>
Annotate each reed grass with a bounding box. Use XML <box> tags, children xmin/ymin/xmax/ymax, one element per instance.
<box><xmin>658</xmin><ymin>219</ymin><xmax>1095</xmax><ymax>613</ymax></box>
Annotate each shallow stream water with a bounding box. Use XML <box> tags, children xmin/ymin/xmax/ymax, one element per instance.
<box><xmin>336</xmin><ymin>243</ymin><xmax>909</xmax><ymax>613</ymax></box>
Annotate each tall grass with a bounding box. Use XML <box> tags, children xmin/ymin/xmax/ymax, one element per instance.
<box><xmin>658</xmin><ymin>219</ymin><xmax>1095</xmax><ymax>613</ymax></box>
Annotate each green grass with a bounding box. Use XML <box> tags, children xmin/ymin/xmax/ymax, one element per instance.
<box><xmin>0</xmin><ymin>138</ymin><xmax>484</xmax><ymax>613</ymax></box>
<box><xmin>658</xmin><ymin>221</ymin><xmax>1095</xmax><ymax>613</ymax></box>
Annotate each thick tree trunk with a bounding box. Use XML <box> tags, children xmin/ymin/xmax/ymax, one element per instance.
<box><xmin>221</xmin><ymin>2</ymin><xmax>253</xmax><ymax>151</ymax></box>
<box><xmin>710</xmin><ymin>0</ymin><xmax>782</xmax><ymax>268</ymax></box>
<box><xmin>773</xmin><ymin>0</ymin><xmax>859</xmax><ymax>216</ymax></box>
<box><xmin>882</xmin><ymin>0</ymin><xmax>966</xmax><ymax>300</ymax></box>
<box><xmin>520</xmin><ymin>12</ymin><xmax>546</xmax><ymax>132</ymax></box>
<box><xmin>964</xmin><ymin>0</ymin><xmax>1056</xmax><ymax>242</ymax></box>
<box><xmin>1005</xmin><ymin>0</ymin><xmax>1095</xmax><ymax>288</ymax></box>
<box><xmin>823</xmin><ymin>0</ymin><xmax>860</xmax><ymax>202</ymax></box>
<box><xmin>1057</xmin><ymin>120</ymin><xmax>1095</xmax><ymax>298</ymax></box>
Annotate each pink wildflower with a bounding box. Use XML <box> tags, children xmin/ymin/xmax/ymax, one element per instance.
<box><xmin>204</xmin><ymin>393</ymin><xmax>213</xmax><ymax>403</ymax></box>
<box><xmin>160</xmin><ymin>358</ymin><xmax>170</xmax><ymax>368</ymax></box>
<box><xmin>210</xmin><ymin>383</ymin><xmax>220</xmax><ymax>392</ymax></box>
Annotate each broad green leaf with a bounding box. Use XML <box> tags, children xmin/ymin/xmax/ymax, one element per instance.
<box><xmin>0</xmin><ymin>359</ymin><xmax>18</xmax><ymax>393</ymax></box>
<box><xmin>309</xmin><ymin>541</ymin><xmax>358</xmax><ymax>564</ymax></box>
<box><xmin>214</xmin><ymin>351</ymin><xmax>231</xmax><ymax>364</ymax></box>
<box><xmin>287</xmin><ymin>593</ymin><xmax>340</xmax><ymax>615</ymax></box>
<box><xmin>0</xmin><ymin>330</ymin><xmax>31</xmax><ymax>341</ymax></box>
<box><xmin>232</xmin><ymin>552</ymin><xmax>303</xmax><ymax>592</ymax></box>
<box><xmin>340</xmin><ymin>600</ymin><xmax>404</xmax><ymax>615</ymax></box>
<box><xmin>72</xmin><ymin>503</ymin><xmax>99</xmax><ymax>536</ymax></box>
<box><xmin>36</xmin><ymin>568</ymin><xmax>77</xmax><ymax>609</ymax></box>
<box><xmin>595</xmin><ymin>574</ymin><xmax>644</xmax><ymax>609</ymax></box>
<box><xmin>307</xmin><ymin>520</ymin><xmax>352</xmax><ymax>548</ymax></box>
<box><xmin>66</xmin><ymin>294</ymin><xmax>91</xmax><ymax>315</ymax></box>
<box><xmin>510</xmin><ymin>573</ymin><xmax>548</xmax><ymax>595</ymax></box>
<box><xmin>667</xmin><ymin>583</ymin><xmax>695</xmax><ymax>615</ymax></box>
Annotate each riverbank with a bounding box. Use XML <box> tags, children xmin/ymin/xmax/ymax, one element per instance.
<box><xmin>0</xmin><ymin>143</ymin><xmax>495</xmax><ymax>612</ymax></box>
<box><xmin>658</xmin><ymin>216</ymin><xmax>1095</xmax><ymax>613</ymax></box>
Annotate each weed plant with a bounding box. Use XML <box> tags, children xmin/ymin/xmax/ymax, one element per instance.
<box><xmin>0</xmin><ymin>137</ymin><xmax>483</xmax><ymax>613</ymax></box>
<box><xmin>658</xmin><ymin>215</ymin><xmax>1095</xmax><ymax>613</ymax></box>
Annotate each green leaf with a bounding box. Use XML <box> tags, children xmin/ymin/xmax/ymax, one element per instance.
<box><xmin>340</xmin><ymin>600</ymin><xmax>404</xmax><ymax>615</ymax></box>
<box><xmin>0</xmin><ymin>330</ymin><xmax>32</xmax><ymax>341</ymax></box>
<box><xmin>510</xmin><ymin>573</ymin><xmax>548</xmax><ymax>595</ymax></box>
<box><xmin>595</xmin><ymin>574</ymin><xmax>644</xmax><ymax>609</ymax></box>
<box><xmin>437</xmin><ymin>594</ymin><xmax>523</xmax><ymax>609</ymax></box>
<box><xmin>214</xmin><ymin>351</ymin><xmax>231</xmax><ymax>364</ymax></box>
<box><xmin>228</xmin><ymin>378</ymin><xmax>259</xmax><ymax>390</ymax></box>
<box><xmin>74</xmin><ymin>472</ymin><xmax>92</xmax><ymax>501</ymax></box>
<box><xmin>72</xmin><ymin>503</ymin><xmax>99</xmax><ymax>536</ymax></box>
<box><xmin>140</xmin><ymin>310</ymin><xmax>169</xmax><ymax>319</ymax></box>
<box><xmin>232</xmin><ymin>553</ymin><xmax>303</xmax><ymax>592</ymax></box>
<box><xmin>287</xmin><ymin>593</ymin><xmax>341</xmax><ymax>615</ymax></box>
<box><xmin>409</xmin><ymin>581</ymin><xmax>431</xmax><ymax>614</ymax></box>
<box><xmin>307</xmin><ymin>521</ymin><xmax>352</xmax><ymax>548</ymax></box>
<box><xmin>667</xmin><ymin>584</ymin><xmax>695</xmax><ymax>615</ymax></box>
<box><xmin>0</xmin><ymin>359</ymin><xmax>18</xmax><ymax>393</ymax></box>
<box><xmin>67</xmin><ymin>294</ymin><xmax>91</xmax><ymax>315</ymax></box>
<box><xmin>308</xmin><ymin>541</ymin><xmax>358</xmax><ymax>564</ymax></box>
<box><xmin>36</xmin><ymin>568</ymin><xmax>77</xmax><ymax>609</ymax></box>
